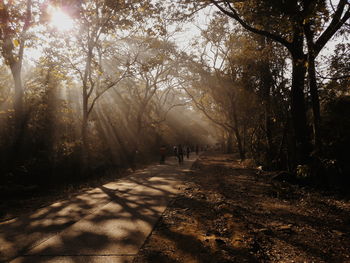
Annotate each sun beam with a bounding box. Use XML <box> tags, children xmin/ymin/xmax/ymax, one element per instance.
<box><xmin>49</xmin><ymin>7</ymin><xmax>74</xmax><ymax>31</ymax></box>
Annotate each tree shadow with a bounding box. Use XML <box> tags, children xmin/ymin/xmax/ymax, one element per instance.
<box><xmin>140</xmin><ymin>196</ymin><xmax>259</xmax><ymax>263</ymax></box>
<box><xmin>1</xmin><ymin>160</ymin><xmax>194</xmax><ymax>263</ymax></box>
<box><xmin>188</xmin><ymin>159</ymin><xmax>350</xmax><ymax>262</ymax></box>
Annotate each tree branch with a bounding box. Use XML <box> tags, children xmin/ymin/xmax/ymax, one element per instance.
<box><xmin>182</xmin><ymin>84</ymin><xmax>233</xmax><ymax>131</ymax></box>
<box><xmin>210</xmin><ymin>0</ymin><xmax>292</xmax><ymax>51</ymax></box>
<box><xmin>315</xmin><ymin>0</ymin><xmax>350</xmax><ymax>56</ymax></box>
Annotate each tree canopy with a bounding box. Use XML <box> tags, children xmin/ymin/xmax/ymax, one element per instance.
<box><xmin>0</xmin><ymin>0</ymin><xmax>349</xmax><ymax>190</ymax></box>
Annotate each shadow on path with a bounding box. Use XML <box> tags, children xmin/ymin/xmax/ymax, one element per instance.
<box><xmin>0</xmin><ymin>157</ymin><xmax>196</xmax><ymax>263</ymax></box>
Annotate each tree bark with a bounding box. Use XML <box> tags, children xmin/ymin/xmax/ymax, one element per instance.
<box><xmin>290</xmin><ymin>53</ymin><xmax>311</xmax><ymax>164</ymax></box>
<box><xmin>233</xmin><ymin>127</ymin><xmax>245</xmax><ymax>160</ymax></box>
<box><xmin>10</xmin><ymin>63</ymin><xmax>24</xmax><ymax>124</ymax></box>
<box><xmin>226</xmin><ymin>132</ymin><xmax>233</xmax><ymax>153</ymax></box>
<box><xmin>304</xmin><ymin>23</ymin><xmax>322</xmax><ymax>152</ymax></box>
<box><xmin>307</xmin><ymin>52</ymin><xmax>321</xmax><ymax>150</ymax></box>
<box><xmin>232</xmin><ymin>110</ymin><xmax>245</xmax><ymax>160</ymax></box>
<box><xmin>81</xmin><ymin>45</ymin><xmax>93</xmax><ymax>170</ymax></box>
<box><xmin>259</xmin><ymin>54</ymin><xmax>273</xmax><ymax>166</ymax></box>
<box><xmin>6</xmin><ymin>43</ymin><xmax>26</xmax><ymax>166</ymax></box>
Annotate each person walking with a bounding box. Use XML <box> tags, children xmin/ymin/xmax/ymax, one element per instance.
<box><xmin>186</xmin><ymin>146</ymin><xmax>190</xmax><ymax>159</ymax></box>
<box><xmin>159</xmin><ymin>145</ymin><xmax>166</xmax><ymax>164</ymax></box>
<box><xmin>177</xmin><ymin>144</ymin><xmax>184</xmax><ymax>164</ymax></box>
<box><xmin>173</xmin><ymin>145</ymin><xmax>177</xmax><ymax>157</ymax></box>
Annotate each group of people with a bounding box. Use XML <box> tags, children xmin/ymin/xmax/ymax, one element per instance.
<box><xmin>173</xmin><ymin>144</ymin><xmax>189</xmax><ymax>164</ymax></box>
<box><xmin>159</xmin><ymin>144</ymin><xmax>200</xmax><ymax>164</ymax></box>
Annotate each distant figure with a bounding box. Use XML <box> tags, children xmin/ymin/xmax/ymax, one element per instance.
<box><xmin>177</xmin><ymin>144</ymin><xmax>184</xmax><ymax>164</ymax></box>
<box><xmin>186</xmin><ymin>146</ymin><xmax>190</xmax><ymax>159</ymax></box>
<box><xmin>195</xmin><ymin>145</ymin><xmax>199</xmax><ymax>155</ymax></box>
<box><xmin>160</xmin><ymin>145</ymin><xmax>166</xmax><ymax>164</ymax></box>
<box><xmin>173</xmin><ymin>145</ymin><xmax>177</xmax><ymax>157</ymax></box>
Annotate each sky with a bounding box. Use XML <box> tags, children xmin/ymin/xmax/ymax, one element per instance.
<box><xmin>24</xmin><ymin>2</ymin><xmax>347</xmax><ymax>74</ymax></box>
<box><xmin>175</xmin><ymin>3</ymin><xmax>348</xmax><ymax>80</ymax></box>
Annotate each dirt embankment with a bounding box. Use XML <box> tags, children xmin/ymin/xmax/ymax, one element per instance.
<box><xmin>134</xmin><ymin>153</ymin><xmax>350</xmax><ymax>263</ymax></box>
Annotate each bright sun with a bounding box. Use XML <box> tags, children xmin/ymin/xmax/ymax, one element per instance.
<box><xmin>49</xmin><ymin>7</ymin><xmax>74</xmax><ymax>31</ymax></box>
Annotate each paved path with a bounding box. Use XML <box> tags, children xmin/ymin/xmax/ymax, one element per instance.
<box><xmin>0</xmin><ymin>156</ymin><xmax>196</xmax><ymax>263</ymax></box>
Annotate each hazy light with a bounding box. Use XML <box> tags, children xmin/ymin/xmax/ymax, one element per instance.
<box><xmin>49</xmin><ymin>7</ymin><xmax>74</xmax><ymax>31</ymax></box>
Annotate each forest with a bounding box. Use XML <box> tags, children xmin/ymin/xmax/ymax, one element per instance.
<box><xmin>0</xmin><ymin>0</ymin><xmax>349</xmax><ymax>213</ymax></box>
<box><xmin>0</xmin><ymin>0</ymin><xmax>349</xmax><ymax>262</ymax></box>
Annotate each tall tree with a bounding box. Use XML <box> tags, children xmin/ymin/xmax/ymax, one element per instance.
<box><xmin>0</xmin><ymin>0</ymin><xmax>35</xmax><ymax>165</ymax></box>
<box><xmin>116</xmin><ymin>35</ymin><xmax>185</xmax><ymax>161</ymax></box>
<box><xmin>48</xmin><ymin>0</ymin><xmax>139</xmax><ymax>166</ymax></box>
<box><xmin>0</xmin><ymin>0</ymin><xmax>32</xmax><ymax>122</ymax></box>
<box><xmin>177</xmin><ymin>0</ymin><xmax>350</xmax><ymax>164</ymax></box>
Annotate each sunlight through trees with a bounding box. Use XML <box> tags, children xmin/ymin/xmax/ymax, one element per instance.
<box><xmin>0</xmin><ymin>0</ymin><xmax>349</xmax><ymax>191</ymax></box>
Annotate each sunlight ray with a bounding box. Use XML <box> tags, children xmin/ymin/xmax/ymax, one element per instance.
<box><xmin>49</xmin><ymin>7</ymin><xmax>74</xmax><ymax>31</ymax></box>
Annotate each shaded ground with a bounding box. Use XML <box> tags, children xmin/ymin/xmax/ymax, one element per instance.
<box><xmin>0</xmin><ymin>154</ymin><xmax>162</xmax><ymax>223</ymax></box>
<box><xmin>1</xmin><ymin>157</ymin><xmax>196</xmax><ymax>263</ymax></box>
<box><xmin>0</xmin><ymin>166</ymin><xmax>144</xmax><ymax>222</ymax></box>
<box><xmin>134</xmin><ymin>153</ymin><xmax>350</xmax><ymax>263</ymax></box>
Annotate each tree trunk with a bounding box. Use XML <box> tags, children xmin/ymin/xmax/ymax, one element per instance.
<box><xmin>232</xmin><ymin>105</ymin><xmax>245</xmax><ymax>160</ymax></box>
<box><xmin>43</xmin><ymin>68</ymin><xmax>57</xmax><ymax>175</ymax></box>
<box><xmin>307</xmin><ymin>53</ymin><xmax>321</xmax><ymax>150</ymax></box>
<box><xmin>81</xmin><ymin>45</ymin><xmax>93</xmax><ymax>171</ymax></box>
<box><xmin>81</xmin><ymin>112</ymin><xmax>89</xmax><ymax>170</ymax></box>
<box><xmin>233</xmin><ymin>127</ymin><xmax>245</xmax><ymax>160</ymax></box>
<box><xmin>226</xmin><ymin>132</ymin><xmax>233</xmax><ymax>153</ymax></box>
<box><xmin>290</xmin><ymin>54</ymin><xmax>311</xmax><ymax>164</ymax></box>
<box><xmin>11</xmin><ymin>65</ymin><xmax>24</xmax><ymax>124</ymax></box>
<box><xmin>8</xmin><ymin>59</ymin><xmax>26</xmax><ymax>166</ymax></box>
<box><xmin>260</xmin><ymin>60</ymin><xmax>273</xmax><ymax>166</ymax></box>
<box><xmin>0</xmin><ymin>0</ymin><xmax>31</xmax><ymax>169</ymax></box>
<box><xmin>230</xmin><ymin>93</ymin><xmax>245</xmax><ymax>159</ymax></box>
<box><xmin>257</xmin><ymin>37</ymin><xmax>274</xmax><ymax>166</ymax></box>
<box><xmin>304</xmin><ymin>26</ymin><xmax>321</xmax><ymax>152</ymax></box>
<box><xmin>129</xmin><ymin>112</ymin><xmax>143</xmax><ymax>167</ymax></box>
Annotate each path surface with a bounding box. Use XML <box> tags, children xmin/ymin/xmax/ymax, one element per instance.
<box><xmin>0</xmin><ymin>156</ymin><xmax>196</xmax><ymax>263</ymax></box>
<box><xmin>134</xmin><ymin>154</ymin><xmax>350</xmax><ymax>263</ymax></box>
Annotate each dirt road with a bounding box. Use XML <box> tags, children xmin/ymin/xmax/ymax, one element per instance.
<box><xmin>135</xmin><ymin>153</ymin><xmax>350</xmax><ymax>263</ymax></box>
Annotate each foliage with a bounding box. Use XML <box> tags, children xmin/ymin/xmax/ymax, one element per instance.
<box><xmin>0</xmin><ymin>0</ymin><xmax>348</xmax><ymax>192</ymax></box>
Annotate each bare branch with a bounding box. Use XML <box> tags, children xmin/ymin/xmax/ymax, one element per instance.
<box><xmin>182</xmin><ymin>84</ymin><xmax>233</xmax><ymax>131</ymax></box>
<box><xmin>315</xmin><ymin>0</ymin><xmax>350</xmax><ymax>56</ymax></box>
<box><xmin>209</xmin><ymin>0</ymin><xmax>292</xmax><ymax>51</ymax></box>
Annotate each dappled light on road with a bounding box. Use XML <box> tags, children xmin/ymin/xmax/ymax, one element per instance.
<box><xmin>0</xmin><ymin>157</ymin><xmax>196</xmax><ymax>263</ymax></box>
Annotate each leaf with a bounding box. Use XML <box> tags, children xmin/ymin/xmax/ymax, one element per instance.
<box><xmin>13</xmin><ymin>39</ymin><xmax>20</xmax><ymax>47</ymax></box>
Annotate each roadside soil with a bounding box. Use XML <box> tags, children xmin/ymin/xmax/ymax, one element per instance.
<box><xmin>134</xmin><ymin>153</ymin><xmax>350</xmax><ymax>263</ymax></box>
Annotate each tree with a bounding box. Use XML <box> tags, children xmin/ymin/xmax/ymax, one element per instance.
<box><xmin>183</xmin><ymin>58</ymin><xmax>252</xmax><ymax>159</ymax></box>
<box><xmin>321</xmin><ymin>42</ymin><xmax>350</xmax><ymax>98</ymax></box>
<box><xmin>113</xmin><ymin>35</ymin><xmax>186</xmax><ymax>162</ymax></box>
<box><xmin>0</xmin><ymin>0</ymin><xmax>33</xmax><ymax>121</ymax></box>
<box><xmin>177</xmin><ymin>0</ymin><xmax>350</xmax><ymax>165</ymax></box>
<box><xmin>181</xmin><ymin>16</ymin><xmax>289</xmax><ymax>164</ymax></box>
<box><xmin>303</xmin><ymin>1</ymin><xmax>350</xmax><ymax>150</ymax></box>
<box><xmin>47</xmin><ymin>0</ymin><xmax>139</xmax><ymax>167</ymax></box>
<box><xmin>24</xmin><ymin>48</ymin><xmax>69</xmax><ymax>168</ymax></box>
<box><xmin>0</xmin><ymin>0</ymin><xmax>34</xmax><ymax>164</ymax></box>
